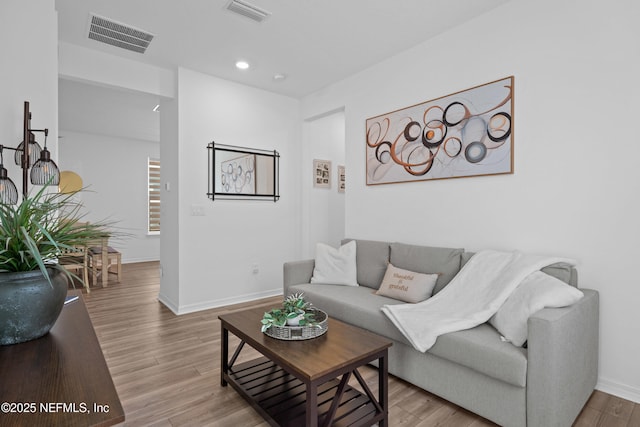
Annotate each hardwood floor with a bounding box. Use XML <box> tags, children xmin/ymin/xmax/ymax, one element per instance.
<box><xmin>82</xmin><ymin>262</ymin><xmax>639</xmax><ymax>426</ymax></box>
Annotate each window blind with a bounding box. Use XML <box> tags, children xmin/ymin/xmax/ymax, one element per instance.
<box><xmin>148</xmin><ymin>158</ymin><xmax>161</xmax><ymax>233</ymax></box>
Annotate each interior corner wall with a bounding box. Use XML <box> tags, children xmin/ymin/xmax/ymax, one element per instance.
<box><xmin>58</xmin><ymin>130</ymin><xmax>160</xmax><ymax>263</ymax></box>
<box><xmin>0</xmin><ymin>0</ymin><xmax>58</xmax><ymax>190</ymax></box>
<box><xmin>301</xmin><ymin>0</ymin><xmax>640</xmax><ymax>403</ymax></box>
<box><xmin>164</xmin><ymin>67</ymin><xmax>301</xmax><ymax>314</ymax></box>
<box><xmin>301</xmin><ymin>111</ymin><xmax>346</xmax><ymax>258</ymax></box>
<box><xmin>158</xmin><ymin>92</ymin><xmax>180</xmax><ymax>312</ymax></box>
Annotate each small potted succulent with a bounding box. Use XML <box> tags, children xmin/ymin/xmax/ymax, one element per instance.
<box><xmin>261</xmin><ymin>293</ymin><xmax>318</xmax><ymax>332</ymax></box>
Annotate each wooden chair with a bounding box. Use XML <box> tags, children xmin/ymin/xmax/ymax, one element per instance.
<box><xmin>58</xmin><ymin>222</ymin><xmax>91</xmax><ymax>293</ymax></box>
<box><xmin>87</xmin><ymin>238</ymin><xmax>122</xmax><ymax>287</ymax></box>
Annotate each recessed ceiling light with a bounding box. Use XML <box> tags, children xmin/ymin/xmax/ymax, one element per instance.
<box><xmin>235</xmin><ymin>60</ymin><xmax>250</xmax><ymax>70</ymax></box>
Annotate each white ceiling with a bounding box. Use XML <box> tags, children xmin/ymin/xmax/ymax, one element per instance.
<box><xmin>58</xmin><ymin>79</ymin><xmax>160</xmax><ymax>142</ymax></box>
<box><xmin>56</xmin><ymin>0</ymin><xmax>510</xmax><ymax>99</ymax></box>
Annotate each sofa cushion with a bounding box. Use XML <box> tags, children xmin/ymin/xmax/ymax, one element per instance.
<box><xmin>429</xmin><ymin>324</ymin><xmax>528</xmax><ymax>387</ymax></box>
<box><xmin>310</xmin><ymin>241</ymin><xmax>358</xmax><ymax>286</ymax></box>
<box><xmin>489</xmin><ymin>271</ymin><xmax>584</xmax><ymax>347</ymax></box>
<box><xmin>290</xmin><ymin>282</ymin><xmax>528</xmax><ymax>388</ymax></box>
<box><xmin>462</xmin><ymin>251</ymin><xmax>578</xmax><ymax>287</ymax></box>
<box><xmin>375</xmin><ymin>263</ymin><xmax>438</xmax><ymax>303</ymax></box>
<box><xmin>542</xmin><ymin>263</ymin><xmax>577</xmax><ymax>286</ymax></box>
<box><xmin>390</xmin><ymin>243</ymin><xmax>463</xmax><ymax>294</ymax></box>
<box><xmin>342</xmin><ymin>239</ymin><xmax>390</xmax><ymax>289</ymax></box>
<box><xmin>290</xmin><ymin>283</ymin><xmax>408</xmax><ymax>343</ymax></box>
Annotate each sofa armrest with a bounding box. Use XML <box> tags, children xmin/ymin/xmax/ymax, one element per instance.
<box><xmin>527</xmin><ymin>289</ymin><xmax>599</xmax><ymax>427</ymax></box>
<box><xmin>283</xmin><ymin>259</ymin><xmax>315</xmax><ymax>295</ymax></box>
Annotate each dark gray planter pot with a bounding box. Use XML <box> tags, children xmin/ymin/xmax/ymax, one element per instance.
<box><xmin>0</xmin><ymin>268</ymin><xmax>68</xmax><ymax>345</ymax></box>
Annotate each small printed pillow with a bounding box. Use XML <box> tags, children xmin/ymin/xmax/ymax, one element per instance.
<box><xmin>310</xmin><ymin>241</ymin><xmax>358</xmax><ymax>286</ymax></box>
<box><xmin>490</xmin><ymin>270</ymin><xmax>584</xmax><ymax>347</ymax></box>
<box><xmin>375</xmin><ymin>263</ymin><xmax>439</xmax><ymax>303</ymax></box>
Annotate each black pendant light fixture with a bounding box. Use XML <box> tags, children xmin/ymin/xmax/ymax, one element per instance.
<box><xmin>0</xmin><ymin>101</ymin><xmax>60</xmax><ymax>205</ymax></box>
<box><xmin>30</xmin><ymin>129</ymin><xmax>60</xmax><ymax>186</ymax></box>
<box><xmin>13</xmin><ymin>131</ymin><xmax>42</xmax><ymax>168</ymax></box>
<box><xmin>0</xmin><ymin>146</ymin><xmax>19</xmax><ymax>205</ymax></box>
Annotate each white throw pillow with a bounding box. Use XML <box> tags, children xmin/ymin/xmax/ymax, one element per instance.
<box><xmin>376</xmin><ymin>263</ymin><xmax>438</xmax><ymax>303</ymax></box>
<box><xmin>490</xmin><ymin>271</ymin><xmax>584</xmax><ymax>347</ymax></box>
<box><xmin>310</xmin><ymin>241</ymin><xmax>359</xmax><ymax>286</ymax></box>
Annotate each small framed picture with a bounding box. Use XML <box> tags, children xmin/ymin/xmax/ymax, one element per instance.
<box><xmin>313</xmin><ymin>159</ymin><xmax>331</xmax><ymax>188</ymax></box>
<box><xmin>337</xmin><ymin>165</ymin><xmax>345</xmax><ymax>193</ymax></box>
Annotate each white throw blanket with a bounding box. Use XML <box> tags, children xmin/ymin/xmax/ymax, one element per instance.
<box><xmin>380</xmin><ymin>250</ymin><xmax>575</xmax><ymax>352</ymax></box>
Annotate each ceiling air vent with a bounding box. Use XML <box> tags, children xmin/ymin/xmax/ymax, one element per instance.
<box><xmin>225</xmin><ymin>0</ymin><xmax>270</xmax><ymax>23</ymax></box>
<box><xmin>87</xmin><ymin>13</ymin><xmax>154</xmax><ymax>54</ymax></box>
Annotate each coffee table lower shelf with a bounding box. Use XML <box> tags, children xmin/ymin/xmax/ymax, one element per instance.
<box><xmin>226</xmin><ymin>356</ymin><xmax>380</xmax><ymax>427</ymax></box>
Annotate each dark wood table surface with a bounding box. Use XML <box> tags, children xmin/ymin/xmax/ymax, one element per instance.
<box><xmin>0</xmin><ymin>290</ymin><xmax>124</xmax><ymax>427</ymax></box>
<box><xmin>220</xmin><ymin>306</ymin><xmax>392</xmax><ymax>427</ymax></box>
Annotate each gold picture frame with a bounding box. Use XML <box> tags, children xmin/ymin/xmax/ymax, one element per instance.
<box><xmin>366</xmin><ymin>76</ymin><xmax>514</xmax><ymax>185</ymax></box>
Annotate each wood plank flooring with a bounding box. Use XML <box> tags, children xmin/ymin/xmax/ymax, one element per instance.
<box><xmin>81</xmin><ymin>262</ymin><xmax>639</xmax><ymax>426</ymax></box>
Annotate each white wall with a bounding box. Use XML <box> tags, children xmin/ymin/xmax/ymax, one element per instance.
<box><xmin>55</xmin><ymin>30</ymin><xmax>303</xmax><ymax>316</ymax></box>
<box><xmin>301</xmin><ymin>0</ymin><xmax>640</xmax><ymax>403</ymax></box>
<box><xmin>48</xmin><ymin>0</ymin><xmax>639</xmax><ymax>402</ymax></box>
<box><xmin>158</xmin><ymin>67</ymin><xmax>301</xmax><ymax>314</ymax></box>
<box><xmin>59</xmin><ymin>42</ymin><xmax>175</xmax><ymax>99</ymax></box>
<box><xmin>58</xmin><ymin>130</ymin><xmax>160</xmax><ymax>263</ymax></box>
<box><xmin>0</xmin><ymin>0</ymin><xmax>58</xmax><ymax>196</ymax></box>
<box><xmin>301</xmin><ymin>111</ymin><xmax>346</xmax><ymax>257</ymax></box>
<box><xmin>158</xmin><ymin>88</ymin><xmax>180</xmax><ymax>309</ymax></box>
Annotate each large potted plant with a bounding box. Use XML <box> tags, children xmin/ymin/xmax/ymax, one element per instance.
<box><xmin>0</xmin><ymin>186</ymin><xmax>111</xmax><ymax>345</ymax></box>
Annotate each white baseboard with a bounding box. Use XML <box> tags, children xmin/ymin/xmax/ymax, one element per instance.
<box><xmin>157</xmin><ymin>293</ymin><xmax>180</xmax><ymax>314</ymax></box>
<box><xmin>159</xmin><ymin>288</ymin><xmax>283</xmax><ymax>316</ymax></box>
<box><xmin>597</xmin><ymin>377</ymin><xmax>640</xmax><ymax>403</ymax></box>
<box><xmin>122</xmin><ymin>256</ymin><xmax>160</xmax><ymax>264</ymax></box>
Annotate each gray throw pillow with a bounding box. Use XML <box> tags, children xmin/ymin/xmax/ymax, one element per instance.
<box><xmin>390</xmin><ymin>243</ymin><xmax>463</xmax><ymax>294</ymax></box>
<box><xmin>342</xmin><ymin>239</ymin><xmax>390</xmax><ymax>289</ymax></box>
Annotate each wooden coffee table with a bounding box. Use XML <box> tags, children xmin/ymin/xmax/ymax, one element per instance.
<box><xmin>219</xmin><ymin>306</ymin><xmax>392</xmax><ymax>427</ymax></box>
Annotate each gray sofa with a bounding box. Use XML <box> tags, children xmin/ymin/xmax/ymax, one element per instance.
<box><xmin>283</xmin><ymin>239</ymin><xmax>599</xmax><ymax>427</ymax></box>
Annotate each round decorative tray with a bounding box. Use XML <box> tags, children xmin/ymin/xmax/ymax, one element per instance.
<box><xmin>263</xmin><ymin>309</ymin><xmax>328</xmax><ymax>341</ymax></box>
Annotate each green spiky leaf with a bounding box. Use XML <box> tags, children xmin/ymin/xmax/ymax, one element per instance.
<box><xmin>0</xmin><ymin>183</ymin><xmax>118</xmax><ymax>287</ymax></box>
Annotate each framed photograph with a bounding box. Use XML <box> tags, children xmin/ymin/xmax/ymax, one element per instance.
<box><xmin>365</xmin><ymin>76</ymin><xmax>514</xmax><ymax>185</ymax></box>
<box><xmin>337</xmin><ymin>165</ymin><xmax>345</xmax><ymax>193</ymax></box>
<box><xmin>313</xmin><ymin>159</ymin><xmax>331</xmax><ymax>188</ymax></box>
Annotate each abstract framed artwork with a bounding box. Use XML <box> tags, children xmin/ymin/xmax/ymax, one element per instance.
<box><xmin>365</xmin><ymin>76</ymin><xmax>514</xmax><ymax>185</ymax></box>
<box><xmin>221</xmin><ymin>153</ymin><xmax>256</xmax><ymax>194</ymax></box>
<box><xmin>207</xmin><ymin>143</ymin><xmax>280</xmax><ymax>201</ymax></box>
<box><xmin>313</xmin><ymin>159</ymin><xmax>331</xmax><ymax>188</ymax></box>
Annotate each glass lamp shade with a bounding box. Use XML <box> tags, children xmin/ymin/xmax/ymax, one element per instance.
<box><xmin>14</xmin><ymin>133</ymin><xmax>42</xmax><ymax>168</ymax></box>
<box><xmin>0</xmin><ymin>166</ymin><xmax>18</xmax><ymax>205</ymax></box>
<box><xmin>30</xmin><ymin>148</ymin><xmax>60</xmax><ymax>186</ymax></box>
